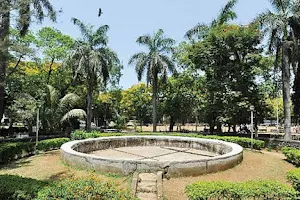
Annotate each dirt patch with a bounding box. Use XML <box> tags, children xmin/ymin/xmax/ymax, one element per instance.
<box><xmin>163</xmin><ymin>150</ymin><xmax>295</xmax><ymax>200</ymax></box>
<box><xmin>0</xmin><ymin>150</ymin><xmax>130</xmax><ymax>190</ymax></box>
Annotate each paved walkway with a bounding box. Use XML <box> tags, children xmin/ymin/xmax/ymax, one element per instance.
<box><xmin>90</xmin><ymin>146</ymin><xmax>219</xmax><ymax>162</ymax></box>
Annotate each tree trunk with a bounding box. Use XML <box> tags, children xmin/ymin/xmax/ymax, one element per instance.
<box><xmin>282</xmin><ymin>40</ymin><xmax>292</xmax><ymax>141</ymax></box>
<box><xmin>86</xmin><ymin>81</ymin><xmax>93</xmax><ymax>132</ymax></box>
<box><xmin>0</xmin><ymin>1</ymin><xmax>10</xmax><ymax>122</ymax></box>
<box><xmin>169</xmin><ymin>116</ymin><xmax>175</xmax><ymax>132</ymax></box>
<box><xmin>152</xmin><ymin>74</ymin><xmax>158</xmax><ymax>132</ymax></box>
<box><xmin>46</xmin><ymin>58</ymin><xmax>55</xmax><ymax>84</ymax></box>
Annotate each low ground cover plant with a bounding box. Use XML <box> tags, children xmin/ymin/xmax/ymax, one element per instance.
<box><xmin>287</xmin><ymin>168</ymin><xmax>300</xmax><ymax>192</ymax></box>
<box><xmin>71</xmin><ymin>130</ymin><xmax>265</xmax><ymax>150</ymax></box>
<box><xmin>35</xmin><ymin>175</ymin><xmax>135</xmax><ymax>200</ymax></box>
<box><xmin>185</xmin><ymin>180</ymin><xmax>297</xmax><ymax>200</ymax></box>
<box><xmin>282</xmin><ymin>147</ymin><xmax>300</xmax><ymax>166</ymax></box>
<box><xmin>0</xmin><ymin>175</ymin><xmax>47</xmax><ymax>200</ymax></box>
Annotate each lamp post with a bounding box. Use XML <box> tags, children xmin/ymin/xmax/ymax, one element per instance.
<box><xmin>250</xmin><ymin>105</ymin><xmax>255</xmax><ymax>151</ymax></box>
<box><xmin>35</xmin><ymin>106</ymin><xmax>40</xmax><ymax>150</ymax></box>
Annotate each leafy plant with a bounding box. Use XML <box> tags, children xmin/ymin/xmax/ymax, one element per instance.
<box><xmin>185</xmin><ymin>180</ymin><xmax>297</xmax><ymax>200</ymax></box>
<box><xmin>0</xmin><ymin>175</ymin><xmax>47</xmax><ymax>200</ymax></box>
<box><xmin>287</xmin><ymin>168</ymin><xmax>300</xmax><ymax>192</ymax></box>
<box><xmin>35</xmin><ymin>175</ymin><xmax>135</xmax><ymax>200</ymax></box>
<box><xmin>282</xmin><ymin>147</ymin><xmax>300</xmax><ymax>166</ymax></box>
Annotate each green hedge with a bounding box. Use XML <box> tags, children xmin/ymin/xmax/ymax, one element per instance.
<box><xmin>0</xmin><ymin>138</ymin><xmax>70</xmax><ymax>163</ymax></box>
<box><xmin>185</xmin><ymin>180</ymin><xmax>297</xmax><ymax>200</ymax></box>
<box><xmin>35</xmin><ymin>175</ymin><xmax>135</xmax><ymax>200</ymax></box>
<box><xmin>0</xmin><ymin>175</ymin><xmax>47</xmax><ymax>200</ymax></box>
<box><xmin>71</xmin><ymin>130</ymin><xmax>265</xmax><ymax>150</ymax></box>
<box><xmin>37</xmin><ymin>138</ymin><xmax>70</xmax><ymax>151</ymax></box>
<box><xmin>287</xmin><ymin>168</ymin><xmax>300</xmax><ymax>192</ymax></box>
<box><xmin>282</xmin><ymin>147</ymin><xmax>300</xmax><ymax>166</ymax></box>
<box><xmin>0</xmin><ymin>142</ymin><xmax>35</xmax><ymax>163</ymax></box>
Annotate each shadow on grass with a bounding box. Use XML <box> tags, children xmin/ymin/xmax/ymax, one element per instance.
<box><xmin>0</xmin><ymin>174</ymin><xmax>47</xmax><ymax>199</ymax></box>
<box><xmin>0</xmin><ymin>159</ymin><xmax>32</xmax><ymax>170</ymax></box>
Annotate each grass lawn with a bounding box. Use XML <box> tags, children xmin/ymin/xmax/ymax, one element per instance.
<box><xmin>0</xmin><ymin>149</ymin><xmax>295</xmax><ymax>200</ymax></box>
<box><xmin>163</xmin><ymin>150</ymin><xmax>295</xmax><ymax>200</ymax></box>
<box><xmin>0</xmin><ymin>150</ymin><xmax>131</xmax><ymax>191</ymax></box>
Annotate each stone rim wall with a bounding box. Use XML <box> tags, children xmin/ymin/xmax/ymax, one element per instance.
<box><xmin>60</xmin><ymin>136</ymin><xmax>243</xmax><ymax>177</ymax></box>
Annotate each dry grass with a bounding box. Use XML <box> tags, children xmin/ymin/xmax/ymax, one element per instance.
<box><xmin>0</xmin><ymin>150</ymin><xmax>295</xmax><ymax>200</ymax></box>
<box><xmin>163</xmin><ymin>150</ymin><xmax>295</xmax><ymax>200</ymax></box>
<box><xmin>0</xmin><ymin>150</ymin><xmax>131</xmax><ymax>190</ymax></box>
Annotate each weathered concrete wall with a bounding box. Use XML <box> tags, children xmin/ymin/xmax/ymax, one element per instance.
<box><xmin>61</xmin><ymin>136</ymin><xmax>243</xmax><ymax>177</ymax></box>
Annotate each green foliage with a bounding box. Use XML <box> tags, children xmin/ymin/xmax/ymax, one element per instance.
<box><xmin>282</xmin><ymin>147</ymin><xmax>300</xmax><ymax>166</ymax></box>
<box><xmin>184</xmin><ymin>24</ymin><xmax>269</xmax><ymax>131</ymax></box>
<box><xmin>185</xmin><ymin>180</ymin><xmax>297</xmax><ymax>200</ymax></box>
<box><xmin>0</xmin><ymin>142</ymin><xmax>35</xmax><ymax>163</ymax></box>
<box><xmin>287</xmin><ymin>168</ymin><xmax>300</xmax><ymax>192</ymax></box>
<box><xmin>70</xmin><ymin>130</ymin><xmax>264</xmax><ymax>150</ymax></box>
<box><xmin>35</xmin><ymin>175</ymin><xmax>135</xmax><ymax>200</ymax></box>
<box><xmin>37</xmin><ymin>138</ymin><xmax>70</xmax><ymax>151</ymax></box>
<box><xmin>120</xmin><ymin>83</ymin><xmax>152</xmax><ymax>124</ymax></box>
<box><xmin>0</xmin><ymin>138</ymin><xmax>69</xmax><ymax>163</ymax></box>
<box><xmin>0</xmin><ymin>175</ymin><xmax>47</xmax><ymax>200</ymax></box>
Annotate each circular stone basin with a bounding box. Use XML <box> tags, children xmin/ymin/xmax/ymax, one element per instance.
<box><xmin>61</xmin><ymin>136</ymin><xmax>243</xmax><ymax>177</ymax></box>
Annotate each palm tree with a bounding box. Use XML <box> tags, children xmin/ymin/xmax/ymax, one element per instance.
<box><xmin>255</xmin><ymin>0</ymin><xmax>300</xmax><ymax>140</ymax></box>
<box><xmin>185</xmin><ymin>0</ymin><xmax>238</xmax><ymax>40</ymax></box>
<box><xmin>0</xmin><ymin>0</ymin><xmax>56</xmax><ymax>122</ymax></box>
<box><xmin>129</xmin><ymin>29</ymin><xmax>176</xmax><ymax>132</ymax></box>
<box><xmin>43</xmin><ymin>85</ymin><xmax>86</xmax><ymax>133</ymax></box>
<box><xmin>68</xmin><ymin>18</ymin><xmax>119</xmax><ymax>132</ymax></box>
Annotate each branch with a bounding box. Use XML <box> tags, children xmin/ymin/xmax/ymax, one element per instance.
<box><xmin>7</xmin><ymin>56</ymin><xmax>22</xmax><ymax>77</ymax></box>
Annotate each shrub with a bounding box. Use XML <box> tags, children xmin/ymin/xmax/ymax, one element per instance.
<box><xmin>282</xmin><ymin>147</ymin><xmax>300</xmax><ymax>166</ymax></box>
<box><xmin>0</xmin><ymin>142</ymin><xmax>35</xmax><ymax>163</ymax></box>
<box><xmin>185</xmin><ymin>180</ymin><xmax>297</xmax><ymax>200</ymax></box>
<box><xmin>37</xmin><ymin>138</ymin><xmax>70</xmax><ymax>151</ymax></box>
<box><xmin>287</xmin><ymin>168</ymin><xmax>300</xmax><ymax>192</ymax></box>
<box><xmin>71</xmin><ymin>130</ymin><xmax>265</xmax><ymax>150</ymax></box>
<box><xmin>0</xmin><ymin>175</ymin><xmax>47</xmax><ymax>200</ymax></box>
<box><xmin>0</xmin><ymin>138</ymin><xmax>69</xmax><ymax>163</ymax></box>
<box><xmin>35</xmin><ymin>175</ymin><xmax>135</xmax><ymax>200</ymax></box>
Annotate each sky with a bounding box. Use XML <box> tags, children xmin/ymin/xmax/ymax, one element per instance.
<box><xmin>32</xmin><ymin>0</ymin><xmax>271</xmax><ymax>89</ymax></box>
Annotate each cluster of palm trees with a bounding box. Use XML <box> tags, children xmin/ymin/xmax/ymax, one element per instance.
<box><xmin>1</xmin><ymin>0</ymin><xmax>300</xmax><ymax>140</ymax></box>
<box><xmin>128</xmin><ymin>0</ymin><xmax>300</xmax><ymax>141</ymax></box>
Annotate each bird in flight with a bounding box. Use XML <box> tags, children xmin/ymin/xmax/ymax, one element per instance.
<box><xmin>98</xmin><ymin>8</ymin><xmax>103</xmax><ymax>17</ymax></box>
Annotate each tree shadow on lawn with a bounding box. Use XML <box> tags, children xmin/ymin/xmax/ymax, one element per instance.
<box><xmin>0</xmin><ymin>159</ymin><xmax>32</xmax><ymax>170</ymax></box>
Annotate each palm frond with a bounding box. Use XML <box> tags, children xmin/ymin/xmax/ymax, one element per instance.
<box><xmin>136</xmin><ymin>35</ymin><xmax>152</xmax><ymax>48</ymax></box>
<box><xmin>92</xmin><ymin>25</ymin><xmax>109</xmax><ymax>46</ymax></box>
<box><xmin>46</xmin><ymin>85</ymin><xmax>59</xmax><ymax>108</ymax></box>
<box><xmin>216</xmin><ymin>0</ymin><xmax>238</xmax><ymax>25</ymax></box>
<box><xmin>61</xmin><ymin>109</ymin><xmax>86</xmax><ymax>123</ymax></box>
<box><xmin>17</xmin><ymin>0</ymin><xmax>30</xmax><ymax>36</ymax></box>
<box><xmin>59</xmin><ymin>93</ymin><xmax>81</xmax><ymax>112</ymax></box>
<box><xmin>269</xmin><ymin>0</ymin><xmax>290</xmax><ymax>13</ymax></box>
<box><xmin>39</xmin><ymin>0</ymin><xmax>57</xmax><ymax>21</ymax></box>
<box><xmin>71</xmin><ymin>18</ymin><xmax>92</xmax><ymax>41</ymax></box>
<box><xmin>185</xmin><ymin>23</ymin><xmax>210</xmax><ymax>40</ymax></box>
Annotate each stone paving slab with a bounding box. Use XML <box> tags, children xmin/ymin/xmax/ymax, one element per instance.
<box><xmin>90</xmin><ymin>149</ymin><xmax>143</xmax><ymax>160</ymax></box>
<box><xmin>163</xmin><ymin>146</ymin><xmax>190</xmax><ymax>152</ymax></box>
<box><xmin>154</xmin><ymin>152</ymin><xmax>210</xmax><ymax>162</ymax></box>
<box><xmin>186</xmin><ymin>149</ymin><xmax>219</xmax><ymax>157</ymax></box>
<box><xmin>116</xmin><ymin>146</ymin><xmax>176</xmax><ymax>158</ymax></box>
<box><xmin>136</xmin><ymin>192</ymin><xmax>157</xmax><ymax>200</ymax></box>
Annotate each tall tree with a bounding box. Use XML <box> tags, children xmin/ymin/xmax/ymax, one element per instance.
<box><xmin>255</xmin><ymin>0</ymin><xmax>300</xmax><ymax>140</ymax></box>
<box><xmin>36</xmin><ymin>27</ymin><xmax>74</xmax><ymax>84</ymax></box>
<box><xmin>0</xmin><ymin>0</ymin><xmax>56</xmax><ymax>121</ymax></box>
<box><xmin>129</xmin><ymin>29</ymin><xmax>176</xmax><ymax>132</ymax></box>
<box><xmin>68</xmin><ymin>18</ymin><xmax>120</xmax><ymax>132</ymax></box>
